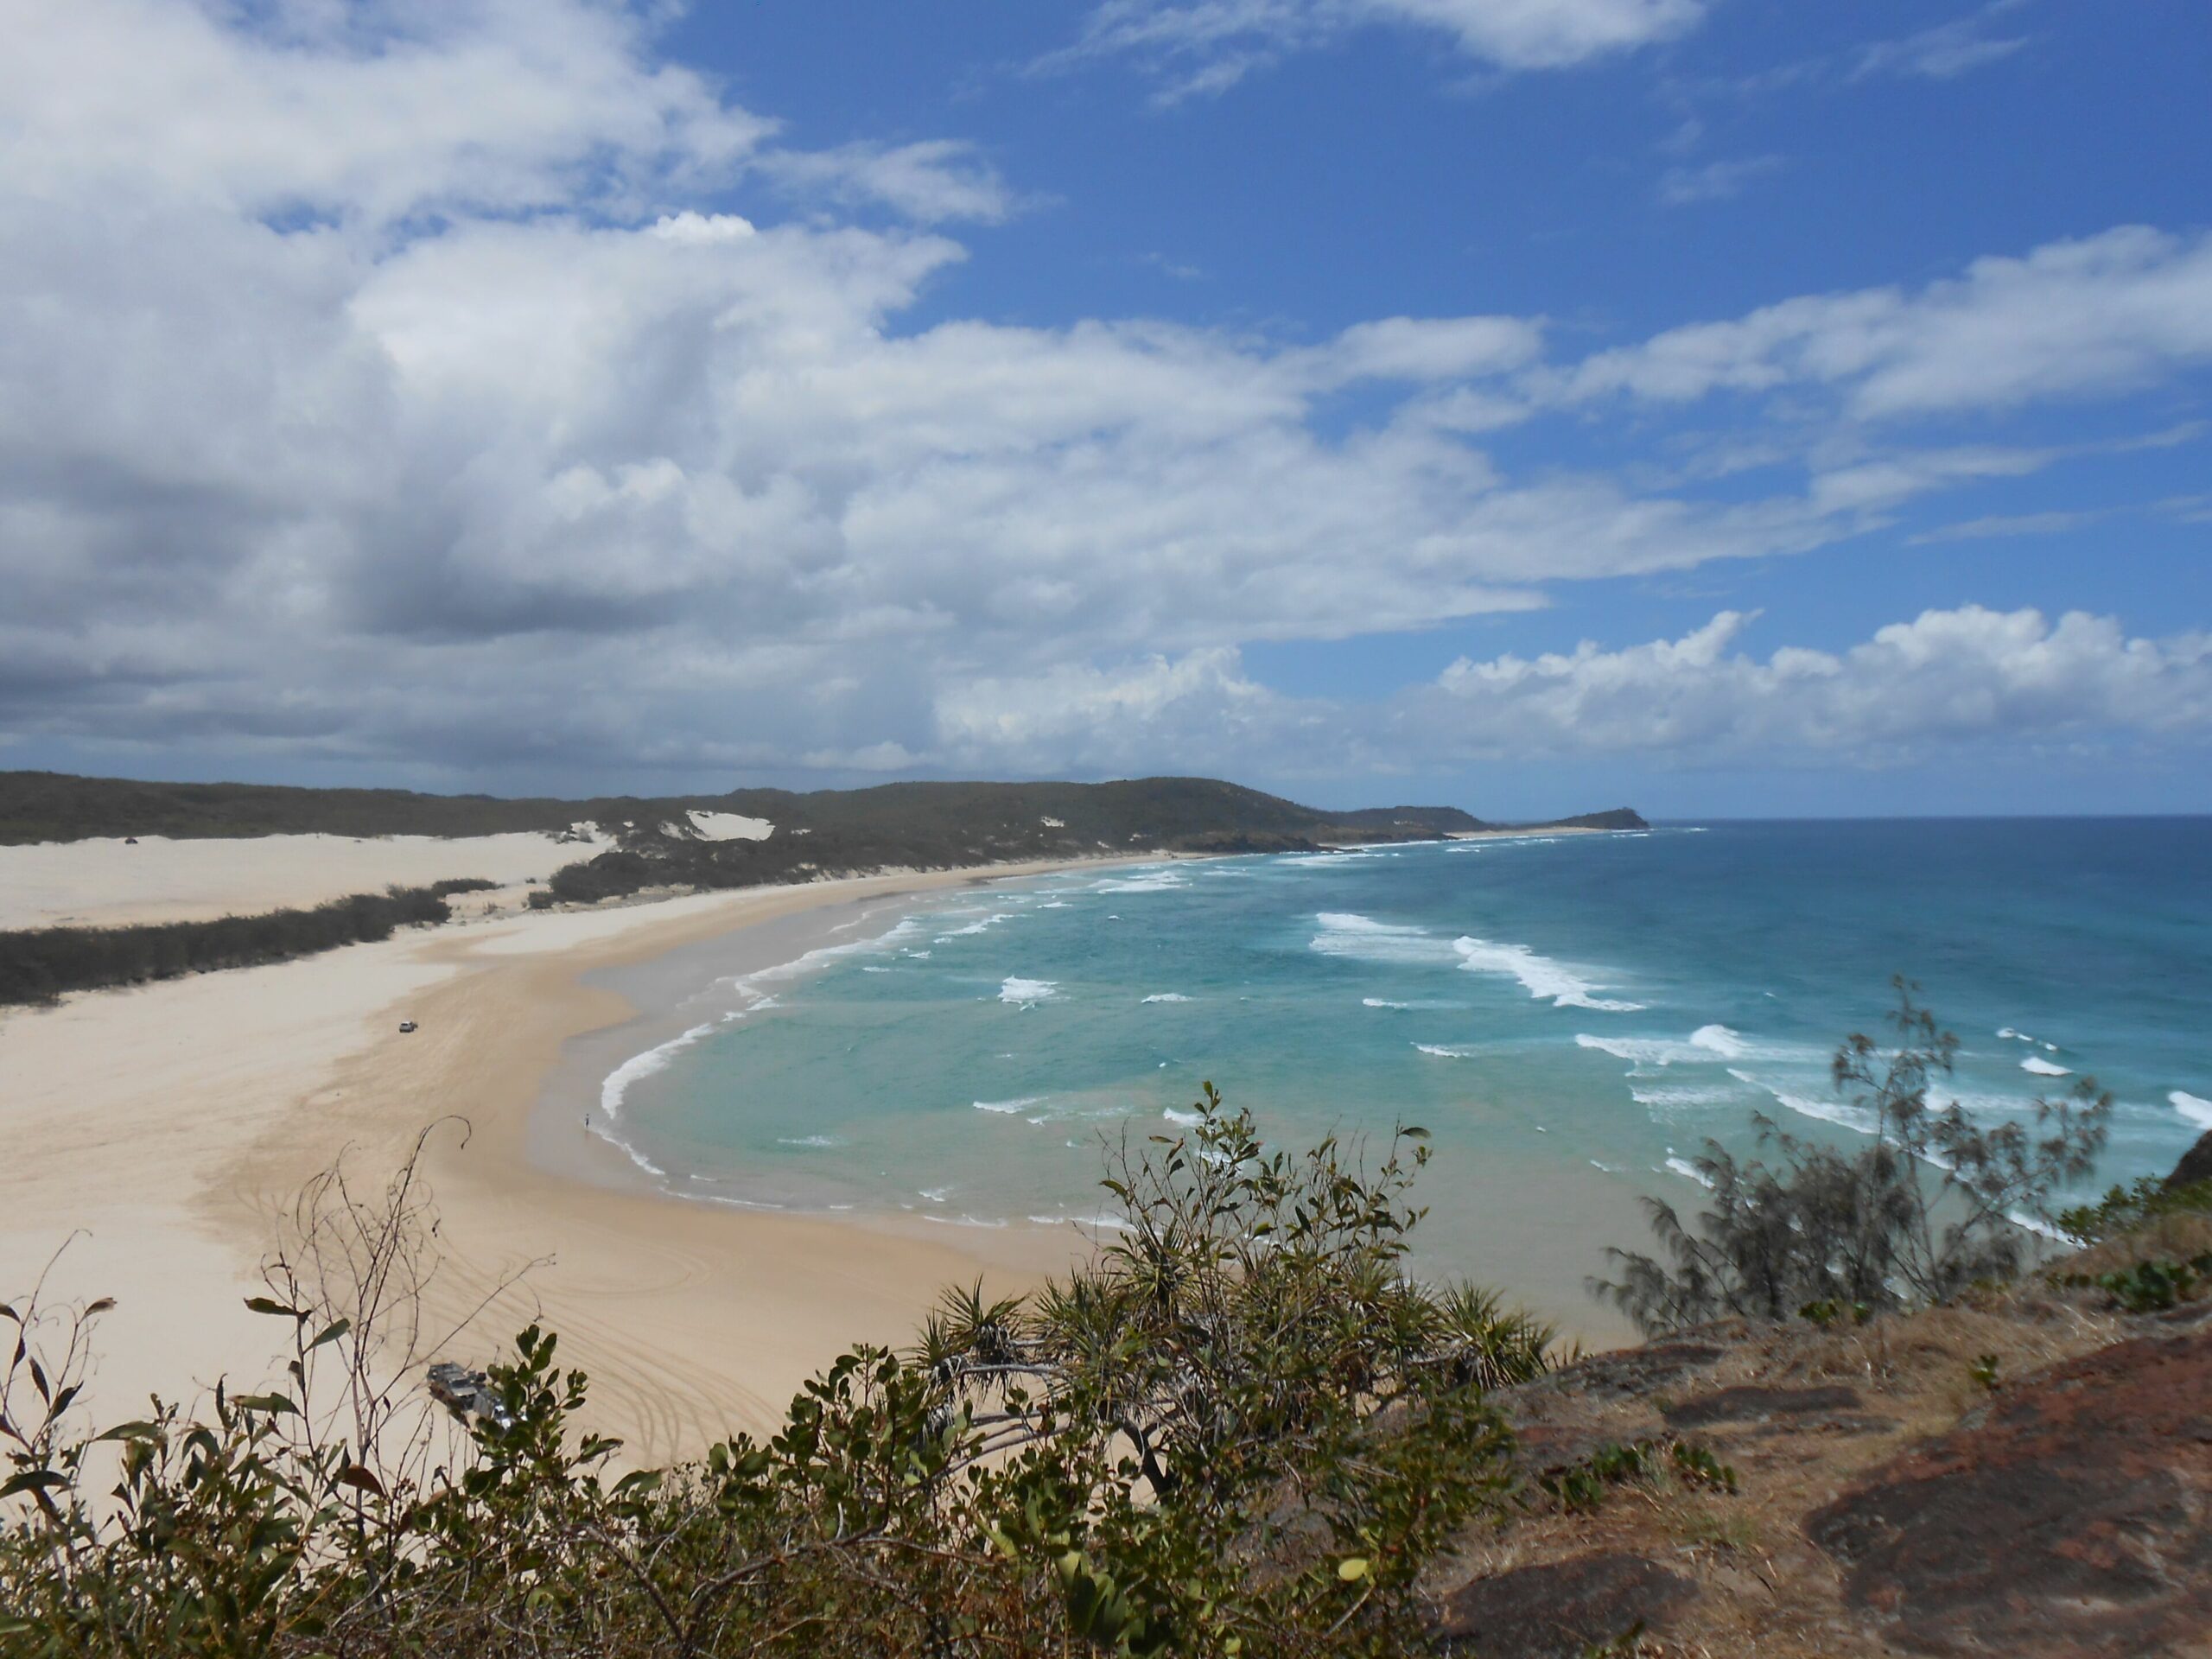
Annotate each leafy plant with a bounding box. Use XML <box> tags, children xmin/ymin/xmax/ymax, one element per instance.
<box><xmin>2086</xmin><ymin>1254</ymin><xmax>2212</xmax><ymax>1313</ymax></box>
<box><xmin>2057</xmin><ymin>1175</ymin><xmax>2212</xmax><ymax>1244</ymax></box>
<box><xmin>1592</xmin><ymin>980</ymin><xmax>2111</xmax><ymax>1334</ymax></box>
<box><xmin>2</xmin><ymin>1091</ymin><xmax>1553</xmax><ymax>1656</ymax></box>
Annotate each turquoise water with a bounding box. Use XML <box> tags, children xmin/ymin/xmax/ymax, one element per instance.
<box><xmin>601</xmin><ymin>821</ymin><xmax>2212</xmax><ymax>1291</ymax></box>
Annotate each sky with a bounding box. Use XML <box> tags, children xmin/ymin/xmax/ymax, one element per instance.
<box><xmin>3</xmin><ymin>0</ymin><xmax>2209</xmax><ymax>817</ymax></box>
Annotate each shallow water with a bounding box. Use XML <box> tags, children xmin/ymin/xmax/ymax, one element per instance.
<box><xmin>598</xmin><ymin>820</ymin><xmax>2212</xmax><ymax>1301</ymax></box>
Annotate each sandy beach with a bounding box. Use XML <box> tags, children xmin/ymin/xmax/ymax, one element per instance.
<box><xmin>0</xmin><ymin>858</ymin><xmax>1118</xmax><ymax>1465</ymax></box>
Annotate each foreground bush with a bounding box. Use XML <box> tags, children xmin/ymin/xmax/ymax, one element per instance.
<box><xmin>1</xmin><ymin>1095</ymin><xmax>1550</xmax><ymax>1656</ymax></box>
<box><xmin>1592</xmin><ymin>981</ymin><xmax>2112</xmax><ymax>1334</ymax></box>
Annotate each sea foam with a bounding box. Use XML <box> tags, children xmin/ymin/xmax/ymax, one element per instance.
<box><xmin>1141</xmin><ymin>993</ymin><xmax>1192</xmax><ymax>1004</ymax></box>
<box><xmin>999</xmin><ymin>977</ymin><xmax>1058</xmax><ymax>1007</ymax></box>
<box><xmin>1096</xmin><ymin>868</ymin><xmax>1188</xmax><ymax>893</ymax></box>
<box><xmin>2172</xmin><ymin>1090</ymin><xmax>2212</xmax><ymax>1129</ymax></box>
<box><xmin>2020</xmin><ymin>1056</ymin><xmax>2071</xmax><ymax>1077</ymax></box>
<box><xmin>1689</xmin><ymin>1025</ymin><xmax>1749</xmax><ymax>1059</ymax></box>
<box><xmin>1309</xmin><ymin>912</ymin><xmax>1458</xmax><ymax>967</ymax></box>
<box><xmin>1452</xmin><ymin>937</ymin><xmax>1643</xmax><ymax>1012</ymax></box>
<box><xmin>600</xmin><ymin>1020</ymin><xmax>715</xmax><ymax>1120</ymax></box>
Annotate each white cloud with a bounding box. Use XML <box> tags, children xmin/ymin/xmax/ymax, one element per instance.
<box><xmin>0</xmin><ymin>0</ymin><xmax>770</xmax><ymax>227</ymax></box>
<box><xmin>4</xmin><ymin>2</ymin><xmax>2210</xmax><ymax>790</ymax></box>
<box><xmin>923</xmin><ymin>607</ymin><xmax>2212</xmax><ymax>776</ymax></box>
<box><xmin>1907</xmin><ymin>509</ymin><xmax>2102</xmax><ymax>545</ymax></box>
<box><xmin>1853</xmin><ymin>3</ymin><xmax>2033</xmax><ymax>82</ymax></box>
<box><xmin>1421</xmin><ymin>607</ymin><xmax>2212</xmax><ymax>759</ymax></box>
<box><xmin>1656</xmin><ymin>155</ymin><xmax>1783</xmax><ymax>207</ymax></box>
<box><xmin>759</xmin><ymin>140</ymin><xmax>1020</xmax><ymax>225</ymax></box>
<box><xmin>1562</xmin><ymin>227</ymin><xmax>2212</xmax><ymax>418</ymax></box>
<box><xmin>1048</xmin><ymin>0</ymin><xmax>1706</xmax><ymax>98</ymax></box>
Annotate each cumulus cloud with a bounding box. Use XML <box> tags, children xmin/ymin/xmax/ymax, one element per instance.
<box><xmin>3</xmin><ymin>1</ymin><xmax>2210</xmax><ymax>791</ymax></box>
<box><xmin>1421</xmin><ymin>607</ymin><xmax>2212</xmax><ymax>759</ymax></box>
<box><xmin>923</xmin><ymin>608</ymin><xmax>2212</xmax><ymax>776</ymax></box>
<box><xmin>1047</xmin><ymin>0</ymin><xmax>1706</xmax><ymax>98</ymax></box>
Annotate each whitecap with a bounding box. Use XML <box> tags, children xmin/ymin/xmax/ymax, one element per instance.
<box><xmin>1414</xmin><ymin>1043</ymin><xmax>1478</xmax><ymax>1058</ymax></box>
<box><xmin>1309</xmin><ymin>912</ymin><xmax>1459</xmax><ymax>968</ymax></box>
<box><xmin>1000</xmin><ymin>977</ymin><xmax>1058</xmax><ymax>1007</ymax></box>
<box><xmin>1141</xmin><ymin>993</ymin><xmax>1192</xmax><ymax>1004</ymax></box>
<box><xmin>1363</xmin><ymin>997</ymin><xmax>1411</xmax><ymax>1009</ymax></box>
<box><xmin>1665</xmin><ymin>1156</ymin><xmax>1717</xmax><ymax>1190</ymax></box>
<box><xmin>1096</xmin><ymin>869</ymin><xmax>1188</xmax><ymax>893</ymax></box>
<box><xmin>1689</xmin><ymin>1024</ymin><xmax>1749</xmax><ymax>1060</ymax></box>
<box><xmin>1452</xmin><ymin>936</ymin><xmax>1643</xmax><ymax>1012</ymax></box>
<box><xmin>1630</xmin><ymin>1083</ymin><xmax>1740</xmax><ymax>1109</ymax></box>
<box><xmin>600</xmin><ymin>1020</ymin><xmax>716</xmax><ymax>1121</ymax></box>
<box><xmin>1577</xmin><ymin>1033</ymin><xmax>1703</xmax><ymax>1067</ymax></box>
<box><xmin>1162</xmin><ymin>1106</ymin><xmax>1205</xmax><ymax>1128</ymax></box>
<box><xmin>936</xmin><ymin>912</ymin><xmax>1013</xmax><ymax>941</ymax></box>
<box><xmin>777</xmin><ymin>1135</ymin><xmax>843</xmax><ymax>1147</ymax></box>
<box><xmin>2171</xmin><ymin>1090</ymin><xmax>2212</xmax><ymax>1129</ymax></box>
<box><xmin>2020</xmin><ymin>1056</ymin><xmax>2071</xmax><ymax>1077</ymax></box>
<box><xmin>975</xmin><ymin>1096</ymin><xmax>1044</xmax><ymax>1115</ymax></box>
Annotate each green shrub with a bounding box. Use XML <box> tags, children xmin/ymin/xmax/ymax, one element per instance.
<box><xmin>2</xmin><ymin>1093</ymin><xmax>1551</xmax><ymax>1656</ymax></box>
<box><xmin>2056</xmin><ymin>1175</ymin><xmax>2212</xmax><ymax>1244</ymax></box>
<box><xmin>0</xmin><ymin>887</ymin><xmax>456</xmax><ymax>1006</ymax></box>
<box><xmin>1592</xmin><ymin>980</ymin><xmax>2112</xmax><ymax>1335</ymax></box>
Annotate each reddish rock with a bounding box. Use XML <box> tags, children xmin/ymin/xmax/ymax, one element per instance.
<box><xmin>1434</xmin><ymin>1550</ymin><xmax>1697</xmax><ymax>1656</ymax></box>
<box><xmin>1662</xmin><ymin>1382</ymin><xmax>1866</xmax><ymax>1430</ymax></box>
<box><xmin>1807</xmin><ymin>1329</ymin><xmax>2212</xmax><ymax>1656</ymax></box>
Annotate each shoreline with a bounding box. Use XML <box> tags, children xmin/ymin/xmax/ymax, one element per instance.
<box><xmin>0</xmin><ymin>857</ymin><xmax>1165</xmax><ymax>1465</ymax></box>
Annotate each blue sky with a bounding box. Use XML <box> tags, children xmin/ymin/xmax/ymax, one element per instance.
<box><xmin>2</xmin><ymin>0</ymin><xmax>2208</xmax><ymax>815</ymax></box>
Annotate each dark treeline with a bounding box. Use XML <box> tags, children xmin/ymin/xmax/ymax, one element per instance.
<box><xmin>0</xmin><ymin>887</ymin><xmax>461</xmax><ymax>1007</ymax></box>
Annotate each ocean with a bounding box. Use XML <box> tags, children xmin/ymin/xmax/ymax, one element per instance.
<box><xmin>585</xmin><ymin>820</ymin><xmax>2212</xmax><ymax>1319</ymax></box>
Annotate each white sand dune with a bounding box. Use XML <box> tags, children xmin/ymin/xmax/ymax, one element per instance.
<box><xmin>0</xmin><ymin>829</ymin><xmax>607</xmax><ymax>931</ymax></box>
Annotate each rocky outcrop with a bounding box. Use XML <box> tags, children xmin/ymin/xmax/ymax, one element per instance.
<box><xmin>1807</xmin><ymin>1329</ymin><xmax>2212</xmax><ymax>1656</ymax></box>
<box><xmin>2166</xmin><ymin>1128</ymin><xmax>2212</xmax><ymax>1190</ymax></box>
<box><xmin>1436</xmin><ymin>1551</ymin><xmax>1697</xmax><ymax>1656</ymax></box>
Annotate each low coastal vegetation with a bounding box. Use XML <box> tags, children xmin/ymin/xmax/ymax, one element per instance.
<box><xmin>9</xmin><ymin>991</ymin><xmax>2204</xmax><ymax>1655</ymax></box>
<box><xmin>0</xmin><ymin>885</ymin><xmax>473</xmax><ymax>1007</ymax></box>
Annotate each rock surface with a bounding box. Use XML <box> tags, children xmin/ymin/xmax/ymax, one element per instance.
<box><xmin>1807</xmin><ymin>1328</ymin><xmax>2212</xmax><ymax>1656</ymax></box>
<box><xmin>1435</xmin><ymin>1550</ymin><xmax>1698</xmax><ymax>1656</ymax></box>
<box><xmin>2167</xmin><ymin>1128</ymin><xmax>2212</xmax><ymax>1190</ymax></box>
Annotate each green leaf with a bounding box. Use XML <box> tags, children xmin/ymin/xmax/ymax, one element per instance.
<box><xmin>0</xmin><ymin>1470</ymin><xmax>68</xmax><ymax>1499</ymax></box>
<box><xmin>1337</xmin><ymin>1556</ymin><xmax>1370</xmax><ymax>1581</ymax></box>
<box><xmin>244</xmin><ymin>1296</ymin><xmax>308</xmax><ymax>1321</ymax></box>
<box><xmin>234</xmin><ymin>1393</ymin><xmax>299</xmax><ymax>1417</ymax></box>
<box><xmin>306</xmin><ymin>1319</ymin><xmax>352</xmax><ymax>1351</ymax></box>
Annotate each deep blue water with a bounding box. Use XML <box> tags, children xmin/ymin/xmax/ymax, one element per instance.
<box><xmin>599</xmin><ymin>821</ymin><xmax>2212</xmax><ymax>1298</ymax></box>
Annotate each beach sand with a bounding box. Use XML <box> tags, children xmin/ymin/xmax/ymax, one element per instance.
<box><xmin>0</xmin><ymin>863</ymin><xmax>1106</xmax><ymax>1465</ymax></box>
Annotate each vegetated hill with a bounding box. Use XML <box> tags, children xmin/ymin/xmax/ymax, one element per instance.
<box><xmin>0</xmin><ymin>770</ymin><xmax>1641</xmax><ymax>855</ymax></box>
